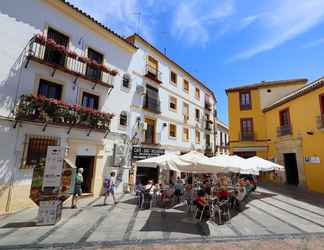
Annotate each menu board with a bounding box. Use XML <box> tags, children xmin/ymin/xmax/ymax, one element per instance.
<box><xmin>37</xmin><ymin>200</ymin><xmax>62</xmax><ymax>226</ymax></box>
<box><xmin>132</xmin><ymin>146</ymin><xmax>165</xmax><ymax>160</ymax></box>
<box><xmin>42</xmin><ymin>146</ymin><xmax>65</xmax><ymax>194</ymax></box>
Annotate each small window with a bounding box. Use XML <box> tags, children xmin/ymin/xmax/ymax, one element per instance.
<box><xmin>120</xmin><ymin>112</ymin><xmax>128</xmax><ymax>126</ymax></box>
<box><xmin>38</xmin><ymin>79</ymin><xmax>62</xmax><ymax>100</ymax></box>
<box><xmin>169</xmin><ymin>96</ymin><xmax>177</xmax><ymax>111</ymax></box>
<box><xmin>122</xmin><ymin>74</ymin><xmax>131</xmax><ymax>89</ymax></box>
<box><xmin>183</xmin><ymin>127</ymin><xmax>189</xmax><ymax>141</ymax></box>
<box><xmin>169</xmin><ymin>123</ymin><xmax>177</xmax><ymax>138</ymax></box>
<box><xmin>82</xmin><ymin>92</ymin><xmax>99</xmax><ymax>110</ymax></box>
<box><xmin>23</xmin><ymin>136</ymin><xmax>59</xmax><ymax>168</ymax></box>
<box><xmin>183</xmin><ymin>102</ymin><xmax>189</xmax><ymax>120</ymax></box>
<box><xmin>195</xmin><ymin>129</ymin><xmax>201</xmax><ymax>144</ymax></box>
<box><xmin>240</xmin><ymin>90</ymin><xmax>252</xmax><ymax>110</ymax></box>
<box><xmin>195</xmin><ymin>108</ymin><xmax>200</xmax><ymax>121</ymax></box>
<box><xmin>183</xmin><ymin>79</ymin><xmax>189</xmax><ymax>92</ymax></box>
<box><xmin>170</xmin><ymin>71</ymin><xmax>177</xmax><ymax>85</ymax></box>
<box><xmin>195</xmin><ymin>87</ymin><xmax>200</xmax><ymax>99</ymax></box>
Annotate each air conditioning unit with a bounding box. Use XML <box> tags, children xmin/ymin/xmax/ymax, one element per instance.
<box><xmin>136</xmin><ymin>85</ymin><xmax>145</xmax><ymax>96</ymax></box>
<box><xmin>113</xmin><ymin>144</ymin><xmax>126</xmax><ymax>166</ymax></box>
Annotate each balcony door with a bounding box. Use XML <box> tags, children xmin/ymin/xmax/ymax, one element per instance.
<box><xmin>38</xmin><ymin>79</ymin><xmax>62</xmax><ymax>100</ymax></box>
<box><xmin>144</xmin><ymin>85</ymin><xmax>159</xmax><ymax>113</ymax></box>
<box><xmin>147</xmin><ymin>56</ymin><xmax>158</xmax><ymax>77</ymax></box>
<box><xmin>144</xmin><ymin>118</ymin><xmax>155</xmax><ymax>145</ymax></box>
<box><xmin>44</xmin><ymin>27</ymin><xmax>69</xmax><ymax>67</ymax></box>
<box><xmin>86</xmin><ymin>48</ymin><xmax>103</xmax><ymax>81</ymax></box>
<box><xmin>240</xmin><ymin>118</ymin><xmax>253</xmax><ymax>140</ymax></box>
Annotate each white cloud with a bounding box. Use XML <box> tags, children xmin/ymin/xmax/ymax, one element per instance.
<box><xmin>67</xmin><ymin>0</ymin><xmax>158</xmax><ymax>42</ymax></box>
<box><xmin>171</xmin><ymin>0</ymin><xmax>235</xmax><ymax>47</ymax></box>
<box><xmin>231</xmin><ymin>0</ymin><xmax>324</xmax><ymax>61</ymax></box>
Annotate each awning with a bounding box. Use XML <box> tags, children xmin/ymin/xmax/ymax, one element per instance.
<box><xmin>246</xmin><ymin>156</ymin><xmax>285</xmax><ymax>172</ymax></box>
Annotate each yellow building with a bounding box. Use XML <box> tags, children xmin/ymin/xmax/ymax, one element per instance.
<box><xmin>227</xmin><ymin>78</ymin><xmax>324</xmax><ymax>193</ymax></box>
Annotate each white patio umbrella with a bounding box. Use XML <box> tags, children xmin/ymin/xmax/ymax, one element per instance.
<box><xmin>136</xmin><ymin>154</ymin><xmax>186</xmax><ymax>172</ymax></box>
<box><xmin>177</xmin><ymin>151</ymin><xmax>229</xmax><ymax>174</ymax></box>
<box><xmin>230</xmin><ymin>155</ymin><xmax>259</xmax><ymax>175</ymax></box>
<box><xmin>210</xmin><ymin>155</ymin><xmax>241</xmax><ymax>173</ymax></box>
<box><xmin>246</xmin><ymin>156</ymin><xmax>285</xmax><ymax>172</ymax></box>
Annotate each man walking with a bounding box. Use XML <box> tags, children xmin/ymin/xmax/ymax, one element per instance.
<box><xmin>71</xmin><ymin>168</ymin><xmax>84</xmax><ymax>209</ymax></box>
<box><xmin>103</xmin><ymin>172</ymin><xmax>118</xmax><ymax>205</ymax></box>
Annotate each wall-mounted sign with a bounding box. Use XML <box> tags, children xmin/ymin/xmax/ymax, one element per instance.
<box><xmin>132</xmin><ymin>146</ymin><xmax>165</xmax><ymax>160</ymax></box>
<box><xmin>304</xmin><ymin>156</ymin><xmax>320</xmax><ymax>164</ymax></box>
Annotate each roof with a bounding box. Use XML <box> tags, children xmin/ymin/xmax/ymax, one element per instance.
<box><xmin>127</xmin><ymin>34</ymin><xmax>216</xmax><ymax>101</ymax></box>
<box><xmin>225</xmin><ymin>78</ymin><xmax>308</xmax><ymax>93</ymax></box>
<box><xmin>263</xmin><ymin>77</ymin><xmax>324</xmax><ymax>112</ymax></box>
<box><xmin>58</xmin><ymin>0</ymin><xmax>137</xmax><ymax>50</ymax></box>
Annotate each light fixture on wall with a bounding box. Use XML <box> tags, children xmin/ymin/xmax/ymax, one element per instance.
<box><xmin>306</xmin><ymin>131</ymin><xmax>314</xmax><ymax>135</ymax></box>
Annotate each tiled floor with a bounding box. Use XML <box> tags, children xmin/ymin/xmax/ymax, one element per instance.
<box><xmin>1</xmin><ymin>184</ymin><xmax>324</xmax><ymax>250</ymax></box>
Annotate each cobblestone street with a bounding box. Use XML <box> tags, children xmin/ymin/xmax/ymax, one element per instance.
<box><xmin>1</xmin><ymin>184</ymin><xmax>324</xmax><ymax>250</ymax></box>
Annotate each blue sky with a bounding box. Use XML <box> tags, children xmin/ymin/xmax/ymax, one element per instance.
<box><xmin>69</xmin><ymin>0</ymin><xmax>324</xmax><ymax>124</ymax></box>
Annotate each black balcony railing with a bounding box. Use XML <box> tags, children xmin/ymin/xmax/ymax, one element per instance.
<box><xmin>15</xmin><ymin>94</ymin><xmax>113</xmax><ymax>132</ymax></box>
<box><xmin>240</xmin><ymin>132</ymin><xmax>255</xmax><ymax>141</ymax></box>
<box><xmin>26</xmin><ymin>34</ymin><xmax>116</xmax><ymax>88</ymax></box>
<box><xmin>205</xmin><ymin>102</ymin><xmax>212</xmax><ymax>111</ymax></box>
<box><xmin>205</xmin><ymin>121</ymin><xmax>213</xmax><ymax>131</ymax></box>
<box><xmin>277</xmin><ymin>125</ymin><xmax>292</xmax><ymax>137</ymax></box>
<box><xmin>145</xmin><ymin>64</ymin><xmax>162</xmax><ymax>83</ymax></box>
<box><xmin>143</xmin><ymin>95</ymin><xmax>161</xmax><ymax>113</ymax></box>
<box><xmin>316</xmin><ymin>115</ymin><xmax>324</xmax><ymax>129</ymax></box>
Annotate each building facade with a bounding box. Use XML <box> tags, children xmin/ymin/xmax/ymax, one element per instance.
<box><xmin>214</xmin><ymin>120</ymin><xmax>229</xmax><ymax>155</ymax></box>
<box><xmin>0</xmin><ymin>0</ymin><xmax>217</xmax><ymax>213</ymax></box>
<box><xmin>227</xmin><ymin>78</ymin><xmax>324</xmax><ymax>193</ymax></box>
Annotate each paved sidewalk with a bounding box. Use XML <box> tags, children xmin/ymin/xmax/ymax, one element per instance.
<box><xmin>0</xmin><ymin>184</ymin><xmax>324</xmax><ymax>250</ymax></box>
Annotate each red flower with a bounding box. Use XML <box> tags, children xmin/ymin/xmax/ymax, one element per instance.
<box><xmin>110</xmin><ymin>69</ymin><xmax>118</xmax><ymax>76</ymax></box>
<box><xmin>35</xmin><ymin>34</ymin><xmax>46</xmax><ymax>45</ymax></box>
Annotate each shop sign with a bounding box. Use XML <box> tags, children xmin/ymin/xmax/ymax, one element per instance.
<box><xmin>37</xmin><ymin>200</ymin><xmax>62</xmax><ymax>225</ymax></box>
<box><xmin>304</xmin><ymin>156</ymin><xmax>320</xmax><ymax>164</ymax></box>
<box><xmin>132</xmin><ymin>146</ymin><xmax>165</xmax><ymax>160</ymax></box>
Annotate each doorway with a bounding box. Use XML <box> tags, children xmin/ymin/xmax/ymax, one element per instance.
<box><xmin>283</xmin><ymin>153</ymin><xmax>299</xmax><ymax>185</ymax></box>
<box><xmin>75</xmin><ymin>156</ymin><xmax>95</xmax><ymax>193</ymax></box>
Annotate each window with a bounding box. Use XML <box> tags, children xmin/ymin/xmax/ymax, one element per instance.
<box><xmin>119</xmin><ymin>111</ymin><xmax>128</xmax><ymax>126</ymax></box>
<box><xmin>144</xmin><ymin>85</ymin><xmax>160</xmax><ymax>113</ymax></box>
<box><xmin>279</xmin><ymin>109</ymin><xmax>290</xmax><ymax>127</ymax></box>
<box><xmin>169</xmin><ymin>123</ymin><xmax>177</xmax><ymax>138</ymax></box>
<box><xmin>147</xmin><ymin>56</ymin><xmax>158</xmax><ymax>77</ymax></box>
<box><xmin>144</xmin><ymin>118</ymin><xmax>155</xmax><ymax>144</ymax></box>
<box><xmin>44</xmin><ymin>27</ymin><xmax>69</xmax><ymax>66</ymax></box>
<box><xmin>195</xmin><ymin>108</ymin><xmax>200</xmax><ymax>121</ymax></box>
<box><xmin>122</xmin><ymin>74</ymin><xmax>131</xmax><ymax>89</ymax></box>
<box><xmin>23</xmin><ymin>135</ymin><xmax>59</xmax><ymax>168</ymax></box>
<box><xmin>320</xmin><ymin>94</ymin><xmax>324</xmax><ymax>114</ymax></box>
<box><xmin>240</xmin><ymin>90</ymin><xmax>252</xmax><ymax>110</ymax></box>
<box><xmin>183</xmin><ymin>127</ymin><xmax>189</xmax><ymax>141</ymax></box>
<box><xmin>183</xmin><ymin>102</ymin><xmax>189</xmax><ymax>121</ymax></box>
<box><xmin>183</xmin><ymin>79</ymin><xmax>189</xmax><ymax>93</ymax></box>
<box><xmin>195</xmin><ymin>87</ymin><xmax>200</xmax><ymax>99</ymax></box>
<box><xmin>82</xmin><ymin>92</ymin><xmax>99</xmax><ymax>110</ymax></box>
<box><xmin>38</xmin><ymin>79</ymin><xmax>62</xmax><ymax>100</ymax></box>
<box><xmin>195</xmin><ymin>129</ymin><xmax>201</xmax><ymax>144</ymax></box>
<box><xmin>170</xmin><ymin>71</ymin><xmax>177</xmax><ymax>85</ymax></box>
<box><xmin>86</xmin><ymin>48</ymin><xmax>103</xmax><ymax>81</ymax></box>
<box><xmin>240</xmin><ymin>118</ymin><xmax>254</xmax><ymax>140</ymax></box>
<box><xmin>169</xmin><ymin>96</ymin><xmax>177</xmax><ymax>111</ymax></box>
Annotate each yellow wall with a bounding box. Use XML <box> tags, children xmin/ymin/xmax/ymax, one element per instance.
<box><xmin>265</xmin><ymin>85</ymin><xmax>324</xmax><ymax>193</ymax></box>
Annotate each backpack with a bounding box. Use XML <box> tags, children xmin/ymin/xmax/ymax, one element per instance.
<box><xmin>104</xmin><ymin>177</ymin><xmax>111</xmax><ymax>189</ymax></box>
<box><xmin>75</xmin><ymin>173</ymin><xmax>83</xmax><ymax>185</ymax></box>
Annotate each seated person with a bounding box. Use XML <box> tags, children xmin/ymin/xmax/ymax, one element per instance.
<box><xmin>193</xmin><ymin>190</ymin><xmax>209</xmax><ymax>218</ymax></box>
<box><xmin>217</xmin><ymin>187</ymin><xmax>229</xmax><ymax>201</ymax></box>
<box><xmin>202</xmin><ymin>181</ymin><xmax>211</xmax><ymax>196</ymax></box>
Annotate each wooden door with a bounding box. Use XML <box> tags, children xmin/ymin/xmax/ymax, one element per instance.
<box><xmin>144</xmin><ymin>118</ymin><xmax>155</xmax><ymax>144</ymax></box>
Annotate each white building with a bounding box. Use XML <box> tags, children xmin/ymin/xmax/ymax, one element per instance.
<box><xmin>0</xmin><ymin>0</ymin><xmax>217</xmax><ymax>213</ymax></box>
<box><xmin>214</xmin><ymin>120</ymin><xmax>230</xmax><ymax>155</ymax></box>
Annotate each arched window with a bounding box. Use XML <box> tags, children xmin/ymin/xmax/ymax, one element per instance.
<box><xmin>122</xmin><ymin>74</ymin><xmax>131</xmax><ymax>88</ymax></box>
<box><xmin>120</xmin><ymin>111</ymin><xmax>128</xmax><ymax>126</ymax></box>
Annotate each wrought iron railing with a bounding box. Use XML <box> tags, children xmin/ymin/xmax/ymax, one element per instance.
<box><xmin>240</xmin><ymin>132</ymin><xmax>256</xmax><ymax>141</ymax></box>
<box><xmin>144</xmin><ymin>64</ymin><xmax>162</xmax><ymax>83</ymax></box>
<box><xmin>143</xmin><ymin>95</ymin><xmax>161</xmax><ymax>113</ymax></box>
<box><xmin>26</xmin><ymin>34</ymin><xmax>116</xmax><ymax>87</ymax></box>
<box><xmin>316</xmin><ymin>115</ymin><xmax>324</xmax><ymax>129</ymax></box>
<box><xmin>277</xmin><ymin>125</ymin><xmax>292</xmax><ymax>137</ymax></box>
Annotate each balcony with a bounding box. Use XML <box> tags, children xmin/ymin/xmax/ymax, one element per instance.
<box><xmin>143</xmin><ymin>95</ymin><xmax>161</xmax><ymax>114</ymax></box>
<box><xmin>26</xmin><ymin>34</ymin><xmax>117</xmax><ymax>88</ymax></box>
<box><xmin>277</xmin><ymin>125</ymin><xmax>292</xmax><ymax>137</ymax></box>
<box><xmin>15</xmin><ymin>94</ymin><xmax>113</xmax><ymax>133</ymax></box>
<box><xmin>144</xmin><ymin>64</ymin><xmax>162</xmax><ymax>84</ymax></box>
<box><xmin>205</xmin><ymin>102</ymin><xmax>212</xmax><ymax>111</ymax></box>
<box><xmin>316</xmin><ymin>115</ymin><xmax>324</xmax><ymax>129</ymax></box>
<box><xmin>205</xmin><ymin>121</ymin><xmax>213</xmax><ymax>131</ymax></box>
<box><xmin>240</xmin><ymin>132</ymin><xmax>256</xmax><ymax>141</ymax></box>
